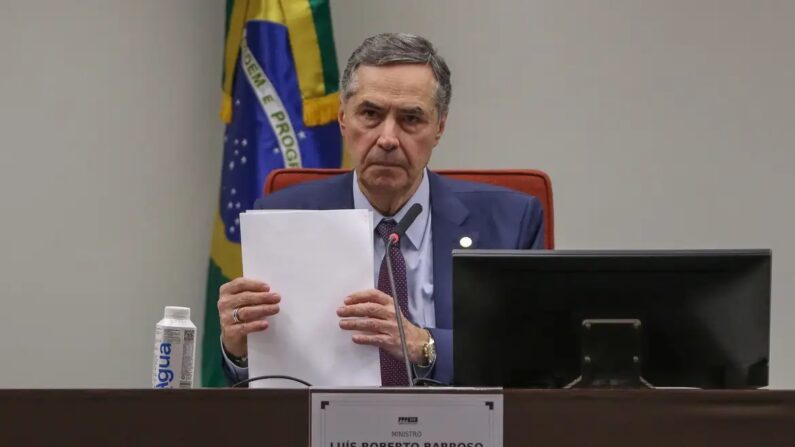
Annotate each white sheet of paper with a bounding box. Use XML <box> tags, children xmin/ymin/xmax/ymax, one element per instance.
<box><xmin>240</xmin><ymin>209</ymin><xmax>380</xmax><ymax>388</ymax></box>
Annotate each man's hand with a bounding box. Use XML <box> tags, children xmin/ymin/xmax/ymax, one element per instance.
<box><xmin>336</xmin><ymin>289</ymin><xmax>429</xmax><ymax>363</ymax></box>
<box><xmin>218</xmin><ymin>278</ymin><xmax>281</xmax><ymax>358</ymax></box>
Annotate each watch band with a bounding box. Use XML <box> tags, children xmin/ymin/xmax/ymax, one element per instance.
<box><xmin>221</xmin><ymin>336</ymin><xmax>249</xmax><ymax>368</ymax></box>
<box><xmin>417</xmin><ymin>329</ymin><xmax>436</xmax><ymax>368</ymax></box>
<box><xmin>227</xmin><ymin>351</ymin><xmax>248</xmax><ymax>368</ymax></box>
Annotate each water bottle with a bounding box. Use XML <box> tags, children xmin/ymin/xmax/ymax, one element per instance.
<box><xmin>152</xmin><ymin>306</ymin><xmax>196</xmax><ymax>388</ymax></box>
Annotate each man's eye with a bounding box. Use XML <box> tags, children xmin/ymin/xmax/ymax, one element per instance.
<box><xmin>362</xmin><ymin>110</ymin><xmax>378</xmax><ymax>119</ymax></box>
<box><xmin>404</xmin><ymin>115</ymin><xmax>421</xmax><ymax>124</ymax></box>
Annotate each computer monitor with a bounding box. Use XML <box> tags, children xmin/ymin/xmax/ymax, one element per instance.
<box><xmin>452</xmin><ymin>249</ymin><xmax>771</xmax><ymax>389</ymax></box>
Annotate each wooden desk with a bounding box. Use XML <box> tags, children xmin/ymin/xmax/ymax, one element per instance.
<box><xmin>1</xmin><ymin>389</ymin><xmax>793</xmax><ymax>446</ymax></box>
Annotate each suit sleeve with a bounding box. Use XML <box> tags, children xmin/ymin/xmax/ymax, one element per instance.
<box><xmin>518</xmin><ymin>197</ymin><xmax>545</xmax><ymax>249</ymax></box>
<box><xmin>220</xmin><ymin>338</ymin><xmax>249</xmax><ymax>386</ymax></box>
<box><xmin>428</xmin><ymin>327</ymin><xmax>453</xmax><ymax>384</ymax></box>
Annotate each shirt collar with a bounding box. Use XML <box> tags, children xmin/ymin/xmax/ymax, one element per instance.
<box><xmin>352</xmin><ymin>169</ymin><xmax>430</xmax><ymax>250</ymax></box>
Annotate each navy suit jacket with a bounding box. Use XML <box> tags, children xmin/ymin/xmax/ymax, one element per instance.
<box><xmin>225</xmin><ymin>170</ymin><xmax>544</xmax><ymax>385</ymax></box>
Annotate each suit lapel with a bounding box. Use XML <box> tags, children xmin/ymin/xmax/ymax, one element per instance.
<box><xmin>429</xmin><ymin>172</ymin><xmax>474</xmax><ymax>329</ymax></box>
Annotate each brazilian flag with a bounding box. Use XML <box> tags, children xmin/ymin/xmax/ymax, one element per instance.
<box><xmin>202</xmin><ymin>0</ymin><xmax>343</xmax><ymax>387</ymax></box>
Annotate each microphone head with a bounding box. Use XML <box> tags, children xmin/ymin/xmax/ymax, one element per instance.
<box><xmin>406</xmin><ymin>203</ymin><xmax>423</xmax><ymax>219</ymax></box>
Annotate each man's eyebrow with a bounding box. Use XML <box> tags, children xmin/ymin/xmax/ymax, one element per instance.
<box><xmin>357</xmin><ymin>100</ymin><xmax>384</xmax><ymax>111</ymax></box>
<box><xmin>398</xmin><ymin>106</ymin><xmax>426</xmax><ymax>115</ymax></box>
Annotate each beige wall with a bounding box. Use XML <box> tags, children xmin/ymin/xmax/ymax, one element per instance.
<box><xmin>0</xmin><ymin>0</ymin><xmax>792</xmax><ymax>388</ymax></box>
<box><xmin>331</xmin><ymin>0</ymin><xmax>795</xmax><ymax>388</ymax></box>
<box><xmin>0</xmin><ymin>0</ymin><xmax>223</xmax><ymax>386</ymax></box>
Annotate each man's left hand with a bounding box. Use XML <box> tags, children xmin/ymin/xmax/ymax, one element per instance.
<box><xmin>337</xmin><ymin>289</ymin><xmax>428</xmax><ymax>364</ymax></box>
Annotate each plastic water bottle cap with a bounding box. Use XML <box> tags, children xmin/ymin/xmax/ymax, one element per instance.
<box><xmin>164</xmin><ymin>306</ymin><xmax>191</xmax><ymax>320</ymax></box>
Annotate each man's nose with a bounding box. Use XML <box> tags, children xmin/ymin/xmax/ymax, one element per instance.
<box><xmin>376</xmin><ymin>116</ymin><xmax>399</xmax><ymax>151</ymax></box>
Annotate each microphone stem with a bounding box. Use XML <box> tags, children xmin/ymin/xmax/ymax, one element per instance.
<box><xmin>384</xmin><ymin>238</ymin><xmax>414</xmax><ymax>387</ymax></box>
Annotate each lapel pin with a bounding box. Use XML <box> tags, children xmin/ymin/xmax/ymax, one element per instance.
<box><xmin>459</xmin><ymin>236</ymin><xmax>473</xmax><ymax>248</ymax></box>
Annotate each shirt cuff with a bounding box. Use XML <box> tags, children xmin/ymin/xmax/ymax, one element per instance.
<box><xmin>220</xmin><ymin>335</ymin><xmax>249</xmax><ymax>376</ymax></box>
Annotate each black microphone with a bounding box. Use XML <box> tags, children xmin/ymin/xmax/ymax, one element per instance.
<box><xmin>388</xmin><ymin>203</ymin><xmax>423</xmax><ymax>246</ymax></box>
<box><xmin>383</xmin><ymin>203</ymin><xmax>423</xmax><ymax>386</ymax></box>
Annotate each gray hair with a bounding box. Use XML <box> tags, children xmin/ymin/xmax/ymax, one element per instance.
<box><xmin>340</xmin><ymin>33</ymin><xmax>452</xmax><ymax>117</ymax></box>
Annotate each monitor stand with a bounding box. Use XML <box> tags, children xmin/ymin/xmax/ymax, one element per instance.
<box><xmin>565</xmin><ymin>319</ymin><xmax>653</xmax><ymax>389</ymax></box>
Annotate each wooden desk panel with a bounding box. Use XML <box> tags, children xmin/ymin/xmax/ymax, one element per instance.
<box><xmin>0</xmin><ymin>389</ymin><xmax>308</xmax><ymax>446</ymax></box>
<box><xmin>504</xmin><ymin>389</ymin><xmax>795</xmax><ymax>447</ymax></box>
<box><xmin>2</xmin><ymin>389</ymin><xmax>794</xmax><ymax>446</ymax></box>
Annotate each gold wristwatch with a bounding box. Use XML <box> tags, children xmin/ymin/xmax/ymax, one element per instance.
<box><xmin>419</xmin><ymin>329</ymin><xmax>436</xmax><ymax>367</ymax></box>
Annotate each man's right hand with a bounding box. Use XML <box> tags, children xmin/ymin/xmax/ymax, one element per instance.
<box><xmin>218</xmin><ymin>277</ymin><xmax>281</xmax><ymax>359</ymax></box>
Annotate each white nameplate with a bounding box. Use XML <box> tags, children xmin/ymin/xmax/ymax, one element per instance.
<box><xmin>311</xmin><ymin>390</ymin><xmax>502</xmax><ymax>447</ymax></box>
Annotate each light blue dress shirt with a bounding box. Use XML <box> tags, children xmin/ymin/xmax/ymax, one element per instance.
<box><xmin>352</xmin><ymin>169</ymin><xmax>435</xmax><ymax>328</ymax></box>
<box><xmin>222</xmin><ymin>169</ymin><xmax>436</xmax><ymax>377</ymax></box>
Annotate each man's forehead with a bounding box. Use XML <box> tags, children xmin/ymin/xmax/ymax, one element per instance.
<box><xmin>356</xmin><ymin>63</ymin><xmax>435</xmax><ymax>79</ymax></box>
<box><xmin>349</xmin><ymin>64</ymin><xmax>437</xmax><ymax>107</ymax></box>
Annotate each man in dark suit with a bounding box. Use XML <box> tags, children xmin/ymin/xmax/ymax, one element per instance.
<box><xmin>217</xmin><ymin>33</ymin><xmax>544</xmax><ymax>386</ymax></box>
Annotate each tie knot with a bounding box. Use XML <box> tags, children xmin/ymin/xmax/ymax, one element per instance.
<box><xmin>375</xmin><ymin>218</ymin><xmax>398</xmax><ymax>240</ymax></box>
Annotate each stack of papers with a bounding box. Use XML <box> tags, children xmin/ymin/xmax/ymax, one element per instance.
<box><xmin>239</xmin><ymin>209</ymin><xmax>380</xmax><ymax>387</ymax></box>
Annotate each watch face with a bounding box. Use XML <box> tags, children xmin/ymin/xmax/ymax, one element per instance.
<box><xmin>426</xmin><ymin>339</ymin><xmax>436</xmax><ymax>362</ymax></box>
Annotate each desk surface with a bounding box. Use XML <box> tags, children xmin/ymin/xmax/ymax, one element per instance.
<box><xmin>1</xmin><ymin>389</ymin><xmax>794</xmax><ymax>446</ymax></box>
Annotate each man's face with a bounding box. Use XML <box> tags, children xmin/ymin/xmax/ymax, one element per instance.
<box><xmin>339</xmin><ymin>64</ymin><xmax>447</xmax><ymax>196</ymax></box>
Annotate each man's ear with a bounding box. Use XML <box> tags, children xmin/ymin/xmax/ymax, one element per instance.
<box><xmin>434</xmin><ymin>113</ymin><xmax>448</xmax><ymax>143</ymax></box>
<box><xmin>338</xmin><ymin>104</ymin><xmax>347</xmax><ymax>134</ymax></box>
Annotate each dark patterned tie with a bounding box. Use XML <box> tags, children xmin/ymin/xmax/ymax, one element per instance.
<box><xmin>375</xmin><ymin>219</ymin><xmax>411</xmax><ymax>386</ymax></box>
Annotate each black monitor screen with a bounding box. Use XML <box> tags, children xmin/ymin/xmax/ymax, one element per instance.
<box><xmin>452</xmin><ymin>250</ymin><xmax>771</xmax><ymax>389</ymax></box>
